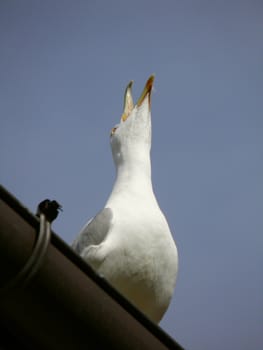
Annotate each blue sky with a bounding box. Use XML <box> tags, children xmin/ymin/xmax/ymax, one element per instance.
<box><xmin>1</xmin><ymin>1</ymin><xmax>262</xmax><ymax>349</ymax></box>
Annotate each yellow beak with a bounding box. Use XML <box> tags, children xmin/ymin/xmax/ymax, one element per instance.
<box><xmin>122</xmin><ymin>75</ymin><xmax>155</xmax><ymax>122</ymax></box>
<box><xmin>122</xmin><ymin>81</ymin><xmax>134</xmax><ymax>122</ymax></box>
<box><xmin>137</xmin><ymin>74</ymin><xmax>155</xmax><ymax>108</ymax></box>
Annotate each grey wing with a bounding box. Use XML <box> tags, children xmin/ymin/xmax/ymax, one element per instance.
<box><xmin>72</xmin><ymin>207</ymin><xmax>113</xmax><ymax>254</ymax></box>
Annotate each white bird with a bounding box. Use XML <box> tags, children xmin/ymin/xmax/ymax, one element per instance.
<box><xmin>72</xmin><ymin>75</ymin><xmax>178</xmax><ymax>323</ymax></box>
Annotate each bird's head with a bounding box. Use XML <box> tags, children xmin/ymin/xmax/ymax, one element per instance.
<box><xmin>110</xmin><ymin>75</ymin><xmax>155</xmax><ymax>167</ymax></box>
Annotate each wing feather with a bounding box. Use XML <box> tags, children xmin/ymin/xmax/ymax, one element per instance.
<box><xmin>72</xmin><ymin>207</ymin><xmax>113</xmax><ymax>254</ymax></box>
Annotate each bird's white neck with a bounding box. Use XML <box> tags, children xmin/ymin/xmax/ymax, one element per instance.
<box><xmin>118</xmin><ymin>158</ymin><xmax>151</xmax><ymax>188</ymax></box>
<box><xmin>109</xmin><ymin>147</ymin><xmax>155</xmax><ymax>199</ymax></box>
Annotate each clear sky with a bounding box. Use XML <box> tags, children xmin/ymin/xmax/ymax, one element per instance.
<box><xmin>1</xmin><ymin>1</ymin><xmax>262</xmax><ymax>349</ymax></box>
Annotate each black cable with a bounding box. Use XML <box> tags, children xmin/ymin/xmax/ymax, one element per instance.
<box><xmin>0</xmin><ymin>199</ymin><xmax>61</xmax><ymax>294</ymax></box>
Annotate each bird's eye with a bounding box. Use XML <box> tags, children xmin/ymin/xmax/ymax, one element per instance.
<box><xmin>110</xmin><ymin>126</ymin><xmax>118</xmax><ymax>137</ymax></box>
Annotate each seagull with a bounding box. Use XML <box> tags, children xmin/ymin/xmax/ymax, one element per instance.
<box><xmin>72</xmin><ymin>75</ymin><xmax>178</xmax><ymax>323</ymax></box>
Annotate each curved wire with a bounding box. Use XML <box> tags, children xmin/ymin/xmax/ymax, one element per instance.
<box><xmin>0</xmin><ymin>213</ymin><xmax>51</xmax><ymax>294</ymax></box>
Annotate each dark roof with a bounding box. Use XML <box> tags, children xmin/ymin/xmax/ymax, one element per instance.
<box><xmin>0</xmin><ymin>185</ymin><xmax>184</xmax><ymax>350</ymax></box>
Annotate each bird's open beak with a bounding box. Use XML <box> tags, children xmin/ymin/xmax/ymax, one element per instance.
<box><xmin>122</xmin><ymin>81</ymin><xmax>134</xmax><ymax>122</ymax></box>
<box><xmin>137</xmin><ymin>75</ymin><xmax>155</xmax><ymax>108</ymax></box>
<box><xmin>121</xmin><ymin>75</ymin><xmax>155</xmax><ymax>122</ymax></box>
